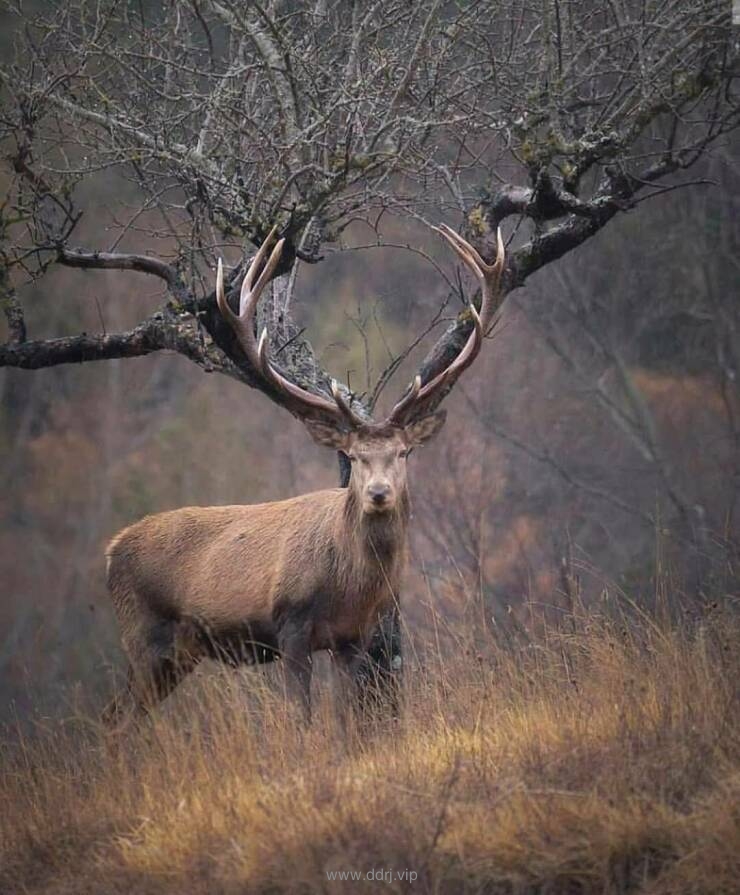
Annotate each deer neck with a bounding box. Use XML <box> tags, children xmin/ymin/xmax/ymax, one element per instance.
<box><xmin>339</xmin><ymin>486</ymin><xmax>409</xmax><ymax>567</ymax></box>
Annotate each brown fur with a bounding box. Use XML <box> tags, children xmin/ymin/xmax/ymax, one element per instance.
<box><xmin>103</xmin><ymin>417</ymin><xmax>445</xmax><ymax>722</ymax></box>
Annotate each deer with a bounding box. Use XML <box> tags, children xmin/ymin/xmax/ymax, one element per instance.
<box><xmin>103</xmin><ymin>224</ymin><xmax>504</xmax><ymax>724</ymax></box>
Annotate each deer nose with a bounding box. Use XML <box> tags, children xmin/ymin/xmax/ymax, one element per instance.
<box><xmin>368</xmin><ymin>484</ymin><xmax>391</xmax><ymax>505</ymax></box>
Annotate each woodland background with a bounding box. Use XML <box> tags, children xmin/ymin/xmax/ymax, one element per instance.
<box><xmin>0</xmin><ymin>1</ymin><xmax>738</xmax><ymax>721</ymax></box>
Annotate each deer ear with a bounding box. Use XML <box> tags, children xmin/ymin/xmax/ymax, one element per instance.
<box><xmin>304</xmin><ymin>419</ymin><xmax>351</xmax><ymax>450</ymax></box>
<box><xmin>404</xmin><ymin>410</ymin><xmax>447</xmax><ymax>447</ymax></box>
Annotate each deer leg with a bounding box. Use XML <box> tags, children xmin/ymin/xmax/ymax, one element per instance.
<box><xmin>332</xmin><ymin>642</ymin><xmax>363</xmax><ymax>733</ymax></box>
<box><xmin>103</xmin><ymin>618</ymin><xmax>200</xmax><ymax>727</ymax></box>
<box><xmin>354</xmin><ymin>609</ymin><xmax>403</xmax><ymax>724</ymax></box>
<box><xmin>333</xmin><ymin>642</ymin><xmax>363</xmax><ymax>700</ymax></box>
<box><xmin>102</xmin><ymin>657</ymin><xmax>188</xmax><ymax>728</ymax></box>
<box><xmin>102</xmin><ymin>665</ymin><xmax>140</xmax><ymax>727</ymax></box>
<box><xmin>278</xmin><ymin>619</ymin><xmax>313</xmax><ymax>721</ymax></box>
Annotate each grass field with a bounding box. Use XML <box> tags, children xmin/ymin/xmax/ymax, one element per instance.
<box><xmin>1</xmin><ymin>601</ymin><xmax>738</xmax><ymax>894</ymax></box>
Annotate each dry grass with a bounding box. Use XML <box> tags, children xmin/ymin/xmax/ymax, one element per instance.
<box><xmin>1</xmin><ymin>602</ymin><xmax>738</xmax><ymax>895</ymax></box>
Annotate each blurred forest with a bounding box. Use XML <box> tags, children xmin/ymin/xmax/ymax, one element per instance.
<box><xmin>0</xmin><ymin>1</ymin><xmax>738</xmax><ymax>720</ymax></box>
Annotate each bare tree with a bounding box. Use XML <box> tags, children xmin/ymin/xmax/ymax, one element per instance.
<box><xmin>1</xmin><ymin>0</ymin><xmax>737</xmax><ymax>704</ymax></box>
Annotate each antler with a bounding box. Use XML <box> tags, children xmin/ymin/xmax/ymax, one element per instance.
<box><xmin>216</xmin><ymin>228</ymin><xmax>364</xmax><ymax>428</ymax></box>
<box><xmin>385</xmin><ymin>224</ymin><xmax>505</xmax><ymax>425</ymax></box>
<box><xmin>218</xmin><ymin>224</ymin><xmax>504</xmax><ymax>433</ymax></box>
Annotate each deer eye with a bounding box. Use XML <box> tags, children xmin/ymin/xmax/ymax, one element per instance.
<box><xmin>399</xmin><ymin>448</ymin><xmax>411</xmax><ymax>459</ymax></box>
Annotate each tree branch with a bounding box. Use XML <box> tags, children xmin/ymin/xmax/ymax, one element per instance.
<box><xmin>0</xmin><ymin>268</ymin><xmax>26</xmax><ymax>344</ymax></box>
<box><xmin>0</xmin><ymin>309</ymin><xmax>241</xmax><ymax>379</ymax></box>
<box><xmin>477</xmin><ymin>172</ymin><xmax>608</xmax><ymax>230</ymax></box>
<box><xmin>0</xmin><ymin>326</ymin><xmax>163</xmax><ymax>369</ymax></box>
<box><xmin>410</xmin><ymin>159</ymin><xmax>695</xmax><ymax>406</ymax></box>
<box><xmin>56</xmin><ymin>248</ymin><xmax>181</xmax><ymax>290</ymax></box>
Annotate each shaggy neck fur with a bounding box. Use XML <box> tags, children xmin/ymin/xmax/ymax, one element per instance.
<box><xmin>334</xmin><ymin>485</ymin><xmax>410</xmax><ymax>599</ymax></box>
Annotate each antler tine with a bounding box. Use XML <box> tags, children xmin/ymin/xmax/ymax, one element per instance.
<box><xmin>434</xmin><ymin>224</ymin><xmax>504</xmax><ymax>311</ymax></box>
<box><xmin>239</xmin><ymin>225</ymin><xmax>281</xmax><ymax>315</ymax></box>
<box><xmin>216</xmin><ymin>257</ymin><xmax>236</xmax><ymax>325</ymax></box>
<box><xmin>386</xmin><ymin>224</ymin><xmax>504</xmax><ymax>426</ymax></box>
<box><xmin>216</xmin><ymin>229</ymin><xmax>365</xmax><ymax>429</ymax></box>
<box><xmin>386</xmin><ymin>375</ymin><xmax>422</xmax><ymax>425</ymax></box>
<box><xmin>433</xmin><ymin>224</ymin><xmax>481</xmax><ymax>270</ymax></box>
<box><xmin>237</xmin><ymin>236</ymin><xmax>285</xmax><ymax>354</ymax></box>
<box><xmin>255</xmin><ymin>325</ymin><xmax>365</xmax><ymax>426</ymax></box>
<box><xmin>416</xmin><ymin>302</ymin><xmax>484</xmax><ymax>395</ymax></box>
<box><xmin>216</xmin><ymin>237</ymin><xmax>284</xmax><ymax>375</ymax></box>
<box><xmin>331</xmin><ymin>380</ymin><xmax>367</xmax><ymax>427</ymax></box>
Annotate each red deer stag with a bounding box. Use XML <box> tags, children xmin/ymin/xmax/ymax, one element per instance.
<box><xmin>104</xmin><ymin>225</ymin><xmax>504</xmax><ymax>722</ymax></box>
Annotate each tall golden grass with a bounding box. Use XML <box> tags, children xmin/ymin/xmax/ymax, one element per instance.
<box><xmin>1</xmin><ymin>599</ymin><xmax>738</xmax><ymax>895</ymax></box>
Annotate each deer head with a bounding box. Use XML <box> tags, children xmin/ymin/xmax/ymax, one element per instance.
<box><xmin>216</xmin><ymin>225</ymin><xmax>505</xmax><ymax>516</ymax></box>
